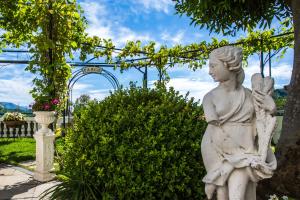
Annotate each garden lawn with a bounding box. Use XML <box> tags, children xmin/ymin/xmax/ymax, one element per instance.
<box><xmin>0</xmin><ymin>137</ymin><xmax>64</xmax><ymax>165</ymax></box>
<box><xmin>0</xmin><ymin>138</ymin><xmax>35</xmax><ymax>164</ymax></box>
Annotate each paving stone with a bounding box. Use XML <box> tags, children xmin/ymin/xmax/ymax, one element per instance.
<box><xmin>0</xmin><ymin>167</ymin><xmax>17</xmax><ymax>176</ymax></box>
<box><xmin>32</xmin><ymin>181</ymin><xmax>59</xmax><ymax>199</ymax></box>
<box><xmin>0</xmin><ymin>175</ymin><xmax>33</xmax><ymax>186</ymax></box>
<box><xmin>0</xmin><ymin>164</ymin><xmax>59</xmax><ymax>200</ymax></box>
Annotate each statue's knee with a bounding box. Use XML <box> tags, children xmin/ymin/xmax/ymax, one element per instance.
<box><xmin>205</xmin><ymin>184</ymin><xmax>216</xmax><ymax>199</ymax></box>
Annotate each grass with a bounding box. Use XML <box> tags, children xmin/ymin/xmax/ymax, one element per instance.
<box><xmin>0</xmin><ymin>138</ymin><xmax>35</xmax><ymax>165</ymax></box>
<box><xmin>0</xmin><ymin>137</ymin><xmax>64</xmax><ymax>166</ymax></box>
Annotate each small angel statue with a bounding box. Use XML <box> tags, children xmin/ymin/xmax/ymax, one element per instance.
<box><xmin>251</xmin><ymin>73</ymin><xmax>277</xmax><ymax>162</ymax></box>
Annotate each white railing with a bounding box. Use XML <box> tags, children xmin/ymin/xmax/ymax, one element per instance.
<box><xmin>0</xmin><ymin>117</ymin><xmax>69</xmax><ymax>138</ymax></box>
<box><xmin>0</xmin><ymin>117</ymin><xmax>38</xmax><ymax>137</ymax></box>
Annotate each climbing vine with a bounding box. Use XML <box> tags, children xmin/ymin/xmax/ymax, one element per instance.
<box><xmin>0</xmin><ymin>0</ymin><xmax>294</xmax><ymax>111</ymax></box>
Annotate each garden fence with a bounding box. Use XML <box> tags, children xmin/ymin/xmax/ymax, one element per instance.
<box><xmin>0</xmin><ymin>117</ymin><xmax>65</xmax><ymax>138</ymax></box>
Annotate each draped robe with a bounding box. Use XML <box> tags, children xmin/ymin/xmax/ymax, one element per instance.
<box><xmin>201</xmin><ymin>86</ymin><xmax>277</xmax><ymax>199</ymax></box>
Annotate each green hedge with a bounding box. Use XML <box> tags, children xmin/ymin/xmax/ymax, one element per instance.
<box><xmin>57</xmin><ymin>86</ymin><xmax>207</xmax><ymax>200</ymax></box>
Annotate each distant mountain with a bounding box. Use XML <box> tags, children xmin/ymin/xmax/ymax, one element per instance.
<box><xmin>0</xmin><ymin>102</ymin><xmax>31</xmax><ymax>113</ymax></box>
<box><xmin>274</xmin><ymin>89</ymin><xmax>288</xmax><ymax>98</ymax></box>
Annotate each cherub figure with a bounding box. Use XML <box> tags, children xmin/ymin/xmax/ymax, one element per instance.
<box><xmin>251</xmin><ymin>73</ymin><xmax>277</xmax><ymax>162</ymax></box>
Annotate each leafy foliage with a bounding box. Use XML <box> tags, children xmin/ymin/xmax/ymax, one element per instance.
<box><xmin>0</xmin><ymin>0</ymin><xmax>294</xmax><ymax>113</ymax></box>
<box><xmin>0</xmin><ymin>1</ymin><xmax>293</xmax><ymax>72</ymax></box>
<box><xmin>0</xmin><ymin>104</ymin><xmax>6</xmax><ymax>113</ymax></box>
<box><xmin>269</xmin><ymin>194</ymin><xmax>295</xmax><ymax>200</ymax></box>
<box><xmin>54</xmin><ymin>86</ymin><xmax>207</xmax><ymax>199</ymax></box>
<box><xmin>0</xmin><ymin>0</ymin><xmax>89</xmax><ymax>111</ymax></box>
<box><xmin>73</xmin><ymin>94</ymin><xmax>91</xmax><ymax>111</ymax></box>
<box><xmin>173</xmin><ymin>0</ymin><xmax>292</xmax><ymax>36</ymax></box>
<box><xmin>275</xmin><ymin>97</ymin><xmax>287</xmax><ymax>111</ymax></box>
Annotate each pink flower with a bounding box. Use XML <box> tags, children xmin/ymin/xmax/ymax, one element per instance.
<box><xmin>51</xmin><ymin>99</ymin><xmax>59</xmax><ymax>105</ymax></box>
<box><xmin>44</xmin><ymin>103</ymin><xmax>50</xmax><ymax>110</ymax></box>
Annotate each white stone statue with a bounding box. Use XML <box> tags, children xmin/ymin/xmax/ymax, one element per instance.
<box><xmin>201</xmin><ymin>46</ymin><xmax>277</xmax><ymax>200</ymax></box>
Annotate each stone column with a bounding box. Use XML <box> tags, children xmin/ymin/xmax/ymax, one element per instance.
<box><xmin>33</xmin><ymin>111</ymin><xmax>56</xmax><ymax>182</ymax></box>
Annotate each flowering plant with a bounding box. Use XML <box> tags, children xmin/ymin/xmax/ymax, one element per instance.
<box><xmin>30</xmin><ymin>97</ymin><xmax>60</xmax><ymax>111</ymax></box>
<box><xmin>3</xmin><ymin>112</ymin><xmax>25</xmax><ymax>121</ymax></box>
<box><xmin>269</xmin><ymin>194</ymin><xmax>293</xmax><ymax>200</ymax></box>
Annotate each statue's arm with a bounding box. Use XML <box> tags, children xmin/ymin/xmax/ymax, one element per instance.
<box><xmin>203</xmin><ymin>93</ymin><xmax>219</xmax><ymax>125</ymax></box>
<box><xmin>252</xmin><ymin>90</ymin><xmax>276</xmax><ymax>115</ymax></box>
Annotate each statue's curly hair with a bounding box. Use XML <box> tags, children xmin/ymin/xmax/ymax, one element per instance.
<box><xmin>209</xmin><ymin>46</ymin><xmax>245</xmax><ymax>86</ymax></box>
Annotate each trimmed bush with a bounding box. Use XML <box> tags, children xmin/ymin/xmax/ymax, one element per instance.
<box><xmin>58</xmin><ymin>86</ymin><xmax>207</xmax><ymax>199</ymax></box>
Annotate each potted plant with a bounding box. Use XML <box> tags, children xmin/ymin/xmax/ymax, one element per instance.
<box><xmin>30</xmin><ymin>97</ymin><xmax>60</xmax><ymax>134</ymax></box>
<box><xmin>3</xmin><ymin>112</ymin><xmax>26</xmax><ymax>129</ymax></box>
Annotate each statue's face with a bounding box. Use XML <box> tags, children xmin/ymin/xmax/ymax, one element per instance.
<box><xmin>209</xmin><ymin>56</ymin><xmax>233</xmax><ymax>82</ymax></box>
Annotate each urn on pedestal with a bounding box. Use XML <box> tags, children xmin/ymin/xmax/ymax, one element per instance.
<box><xmin>33</xmin><ymin>111</ymin><xmax>56</xmax><ymax>182</ymax></box>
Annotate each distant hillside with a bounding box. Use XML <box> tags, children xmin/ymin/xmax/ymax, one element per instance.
<box><xmin>0</xmin><ymin>102</ymin><xmax>31</xmax><ymax>113</ymax></box>
<box><xmin>274</xmin><ymin>88</ymin><xmax>288</xmax><ymax>98</ymax></box>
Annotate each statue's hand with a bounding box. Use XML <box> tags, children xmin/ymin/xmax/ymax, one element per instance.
<box><xmin>253</xmin><ymin>90</ymin><xmax>276</xmax><ymax>114</ymax></box>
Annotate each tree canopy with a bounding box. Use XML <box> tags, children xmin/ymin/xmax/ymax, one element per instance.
<box><xmin>173</xmin><ymin>0</ymin><xmax>292</xmax><ymax>36</ymax></box>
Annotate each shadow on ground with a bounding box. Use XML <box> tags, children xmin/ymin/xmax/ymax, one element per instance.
<box><xmin>0</xmin><ymin>179</ymin><xmax>40</xmax><ymax>200</ymax></box>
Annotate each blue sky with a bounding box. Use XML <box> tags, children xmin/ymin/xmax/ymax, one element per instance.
<box><xmin>0</xmin><ymin>0</ymin><xmax>293</xmax><ymax>107</ymax></box>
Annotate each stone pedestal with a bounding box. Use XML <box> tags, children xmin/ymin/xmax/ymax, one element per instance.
<box><xmin>34</xmin><ymin>133</ymin><xmax>55</xmax><ymax>181</ymax></box>
<box><xmin>33</xmin><ymin>111</ymin><xmax>56</xmax><ymax>182</ymax></box>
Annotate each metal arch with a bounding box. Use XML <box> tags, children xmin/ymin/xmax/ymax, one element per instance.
<box><xmin>66</xmin><ymin>71</ymin><xmax>119</xmax><ymax>116</ymax></box>
<box><xmin>101</xmin><ymin>73</ymin><xmax>118</xmax><ymax>90</ymax></box>
<box><xmin>63</xmin><ymin>66</ymin><xmax>120</xmax><ymax>134</ymax></box>
<box><xmin>101</xmin><ymin>69</ymin><xmax>120</xmax><ymax>89</ymax></box>
<box><xmin>67</xmin><ymin>67</ymin><xmax>120</xmax><ymax>109</ymax></box>
<box><xmin>68</xmin><ymin>70</ymin><xmax>83</xmax><ymax>88</ymax></box>
<box><xmin>69</xmin><ymin>71</ymin><xmax>119</xmax><ymax>91</ymax></box>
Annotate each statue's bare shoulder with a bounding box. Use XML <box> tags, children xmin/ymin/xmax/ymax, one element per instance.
<box><xmin>202</xmin><ymin>87</ymin><xmax>221</xmax><ymax>123</ymax></box>
<box><xmin>203</xmin><ymin>87</ymin><xmax>221</xmax><ymax>105</ymax></box>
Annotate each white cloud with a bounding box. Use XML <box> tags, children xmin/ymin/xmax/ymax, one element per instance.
<box><xmin>149</xmin><ymin>64</ymin><xmax>216</xmax><ymax>102</ymax></box>
<box><xmin>116</xmin><ymin>27</ymin><xmax>152</xmax><ymax>45</ymax></box>
<box><xmin>165</xmin><ymin>64</ymin><xmax>215</xmax><ymax>102</ymax></box>
<box><xmin>161</xmin><ymin>30</ymin><xmax>185</xmax><ymax>45</ymax></box>
<box><xmin>267</xmin><ymin>63</ymin><xmax>292</xmax><ymax>80</ymax></box>
<box><xmin>80</xmin><ymin>1</ymin><xmax>113</xmax><ymax>39</ymax></box>
<box><xmin>88</xmin><ymin>89</ymin><xmax>111</xmax><ymax>100</ymax></box>
<box><xmin>71</xmin><ymin>81</ymin><xmax>112</xmax><ymax>102</ymax></box>
<box><xmin>0</xmin><ymin>64</ymin><xmax>34</xmax><ymax>106</ymax></box>
<box><xmin>0</xmin><ymin>78</ymin><xmax>33</xmax><ymax>106</ymax></box>
<box><xmin>80</xmin><ymin>1</ymin><xmax>155</xmax><ymax>47</ymax></box>
<box><xmin>166</xmin><ymin>78</ymin><xmax>217</xmax><ymax>102</ymax></box>
<box><xmin>72</xmin><ymin>82</ymin><xmax>92</xmax><ymax>91</ymax></box>
<box><xmin>133</xmin><ymin>0</ymin><xmax>173</xmax><ymax>14</ymax></box>
<box><xmin>0</xmin><ymin>64</ymin><xmax>30</xmax><ymax>79</ymax></box>
<box><xmin>193</xmin><ymin>33</ymin><xmax>204</xmax><ymax>39</ymax></box>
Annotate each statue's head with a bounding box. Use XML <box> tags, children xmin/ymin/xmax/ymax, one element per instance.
<box><xmin>209</xmin><ymin>46</ymin><xmax>244</xmax><ymax>86</ymax></box>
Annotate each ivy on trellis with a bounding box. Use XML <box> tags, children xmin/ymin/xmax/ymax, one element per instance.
<box><xmin>0</xmin><ymin>0</ymin><xmax>294</xmax><ymax>111</ymax></box>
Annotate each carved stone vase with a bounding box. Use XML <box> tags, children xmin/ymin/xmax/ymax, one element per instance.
<box><xmin>33</xmin><ymin>111</ymin><xmax>56</xmax><ymax>182</ymax></box>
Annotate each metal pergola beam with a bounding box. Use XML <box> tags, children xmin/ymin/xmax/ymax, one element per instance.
<box><xmin>0</xmin><ymin>60</ymin><xmax>119</xmax><ymax>67</ymax></box>
<box><xmin>1</xmin><ymin>49</ymin><xmax>31</xmax><ymax>53</ymax></box>
<box><xmin>0</xmin><ymin>60</ymin><xmax>29</xmax><ymax>64</ymax></box>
